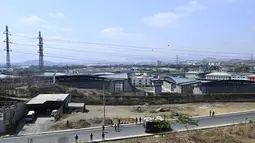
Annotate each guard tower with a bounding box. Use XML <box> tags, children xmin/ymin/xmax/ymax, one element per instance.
<box><xmin>152</xmin><ymin>79</ymin><xmax>163</xmax><ymax>95</ymax></box>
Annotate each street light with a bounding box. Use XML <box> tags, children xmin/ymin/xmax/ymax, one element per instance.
<box><xmin>103</xmin><ymin>83</ymin><xmax>105</xmax><ymax>126</ymax></box>
<box><xmin>102</xmin><ymin>79</ymin><xmax>112</xmax><ymax>126</ymax></box>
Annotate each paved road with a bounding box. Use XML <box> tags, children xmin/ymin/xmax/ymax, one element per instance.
<box><xmin>1</xmin><ymin>111</ymin><xmax>255</xmax><ymax>143</ymax></box>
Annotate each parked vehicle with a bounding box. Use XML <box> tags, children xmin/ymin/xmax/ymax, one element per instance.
<box><xmin>51</xmin><ymin>109</ymin><xmax>60</xmax><ymax>121</ymax></box>
<box><xmin>143</xmin><ymin>116</ymin><xmax>172</xmax><ymax>133</ymax></box>
<box><xmin>25</xmin><ymin>110</ymin><xmax>35</xmax><ymax>123</ymax></box>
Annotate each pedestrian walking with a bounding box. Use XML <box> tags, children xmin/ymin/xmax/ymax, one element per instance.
<box><xmin>102</xmin><ymin>132</ymin><xmax>105</xmax><ymax>140</ymax></box>
<box><xmin>118</xmin><ymin>119</ymin><xmax>121</xmax><ymax>125</ymax></box>
<box><xmin>102</xmin><ymin>125</ymin><xmax>105</xmax><ymax>132</ymax></box>
<box><xmin>66</xmin><ymin>120</ymin><xmax>69</xmax><ymax>127</ymax></box>
<box><xmin>209</xmin><ymin>110</ymin><xmax>212</xmax><ymax>116</ymax></box>
<box><xmin>75</xmin><ymin>134</ymin><xmax>78</xmax><ymax>143</ymax></box>
<box><xmin>114</xmin><ymin>124</ymin><xmax>117</xmax><ymax>131</ymax></box>
<box><xmin>117</xmin><ymin>123</ymin><xmax>120</xmax><ymax>131</ymax></box>
<box><xmin>139</xmin><ymin>117</ymin><xmax>142</xmax><ymax>123</ymax></box>
<box><xmin>212</xmin><ymin>111</ymin><xmax>215</xmax><ymax>117</ymax></box>
<box><xmin>135</xmin><ymin>117</ymin><xmax>138</xmax><ymax>124</ymax></box>
<box><xmin>90</xmin><ymin>133</ymin><xmax>93</xmax><ymax>142</ymax></box>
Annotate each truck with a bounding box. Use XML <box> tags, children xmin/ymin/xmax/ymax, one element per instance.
<box><xmin>143</xmin><ymin>116</ymin><xmax>172</xmax><ymax>133</ymax></box>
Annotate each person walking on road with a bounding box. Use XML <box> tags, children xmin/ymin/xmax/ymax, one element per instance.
<box><xmin>212</xmin><ymin>111</ymin><xmax>215</xmax><ymax>117</ymax></box>
<box><xmin>102</xmin><ymin>125</ymin><xmax>105</xmax><ymax>132</ymax></box>
<box><xmin>75</xmin><ymin>134</ymin><xmax>78</xmax><ymax>143</ymax></box>
<box><xmin>102</xmin><ymin>132</ymin><xmax>105</xmax><ymax>140</ymax></box>
<box><xmin>139</xmin><ymin>117</ymin><xmax>142</xmax><ymax>123</ymax></box>
<box><xmin>118</xmin><ymin>119</ymin><xmax>121</xmax><ymax>125</ymax></box>
<box><xmin>117</xmin><ymin>123</ymin><xmax>120</xmax><ymax>131</ymax></box>
<box><xmin>114</xmin><ymin>124</ymin><xmax>117</xmax><ymax>131</ymax></box>
<box><xmin>135</xmin><ymin>117</ymin><xmax>138</xmax><ymax>124</ymax></box>
<box><xmin>90</xmin><ymin>133</ymin><xmax>93</xmax><ymax>142</ymax></box>
<box><xmin>209</xmin><ymin>110</ymin><xmax>212</xmax><ymax>116</ymax></box>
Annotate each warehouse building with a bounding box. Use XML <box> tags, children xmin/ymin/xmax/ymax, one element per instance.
<box><xmin>26</xmin><ymin>94</ymin><xmax>71</xmax><ymax>115</ymax></box>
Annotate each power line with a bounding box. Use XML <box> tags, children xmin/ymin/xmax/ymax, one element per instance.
<box><xmin>11</xmin><ymin>50</ymin><xmax>112</xmax><ymax>63</ymax></box>
<box><xmin>11</xmin><ymin>42</ymin><xmax>250</xmax><ymax>59</ymax></box>
<box><xmin>9</xmin><ymin>32</ymin><xmax>255</xmax><ymax>56</ymax></box>
<box><xmin>42</xmin><ymin>38</ymin><xmax>254</xmax><ymax>55</ymax></box>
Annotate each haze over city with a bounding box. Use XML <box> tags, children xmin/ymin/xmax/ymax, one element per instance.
<box><xmin>0</xmin><ymin>0</ymin><xmax>255</xmax><ymax>64</ymax></box>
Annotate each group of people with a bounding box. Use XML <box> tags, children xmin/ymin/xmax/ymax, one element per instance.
<box><xmin>209</xmin><ymin>110</ymin><xmax>215</xmax><ymax>117</ymax></box>
<box><xmin>135</xmin><ymin>117</ymin><xmax>142</xmax><ymax>124</ymax></box>
<box><xmin>75</xmin><ymin>119</ymin><xmax>126</xmax><ymax>142</ymax></box>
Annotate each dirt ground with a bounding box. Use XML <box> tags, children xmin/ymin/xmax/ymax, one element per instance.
<box><xmin>104</xmin><ymin>123</ymin><xmax>255</xmax><ymax>143</ymax></box>
<box><xmin>48</xmin><ymin>102</ymin><xmax>255</xmax><ymax>131</ymax></box>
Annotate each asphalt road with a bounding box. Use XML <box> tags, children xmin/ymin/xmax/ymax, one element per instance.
<box><xmin>1</xmin><ymin>111</ymin><xmax>255</xmax><ymax>143</ymax></box>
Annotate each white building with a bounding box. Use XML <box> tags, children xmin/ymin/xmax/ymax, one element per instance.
<box><xmin>230</xmin><ymin>75</ymin><xmax>248</xmax><ymax>80</ymax></box>
<box><xmin>185</xmin><ymin>71</ymin><xmax>202</xmax><ymax>79</ymax></box>
<box><xmin>130</xmin><ymin>74</ymin><xmax>152</xmax><ymax>87</ymax></box>
<box><xmin>205</xmin><ymin>72</ymin><xmax>231</xmax><ymax>80</ymax></box>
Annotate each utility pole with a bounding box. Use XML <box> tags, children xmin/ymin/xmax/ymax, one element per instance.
<box><xmin>3</xmin><ymin>25</ymin><xmax>11</xmax><ymax>69</ymax></box>
<box><xmin>103</xmin><ymin>83</ymin><xmax>105</xmax><ymax>126</ymax></box>
<box><xmin>38</xmin><ymin>31</ymin><xmax>44</xmax><ymax>70</ymax></box>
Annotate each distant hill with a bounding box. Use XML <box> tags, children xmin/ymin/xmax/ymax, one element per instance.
<box><xmin>13</xmin><ymin>60</ymin><xmax>56</xmax><ymax>66</ymax></box>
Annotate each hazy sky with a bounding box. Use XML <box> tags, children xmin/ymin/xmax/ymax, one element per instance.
<box><xmin>0</xmin><ymin>0</ymin><xmax>255</xmax><ymax>64</ymax></box>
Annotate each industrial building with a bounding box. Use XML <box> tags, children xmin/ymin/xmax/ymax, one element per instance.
<box><xmin>130</xmin><ymin>73</ymin><xmax>152</xmax><ymax>87</ymax></box>
<box><xmin>198</xmin><ymin>80</ymin><xmax>255</xmax><ymax>94</ymax></box>
<box><xmin>205</xmin><ymin>72</ymin><xmax>231</xmax><ymax>80</ymax></box>
<box><xmin>26</xmin><ymin>94</ymin><xmax>71</xmax><ymax>115</ymax></box>
<box><xmin>55</xmin><ymin>73</ymin><xmax>134</xmax><ymax>92</ymax></box>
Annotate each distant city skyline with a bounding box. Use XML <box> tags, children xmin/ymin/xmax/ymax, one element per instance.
<box><xmin>0</xmin><ymin>0</ymin><xmax>255</xmax><ymax>64</ymax></box>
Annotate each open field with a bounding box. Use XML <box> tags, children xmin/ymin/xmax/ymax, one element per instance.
<box><xmin>48</xmin><ymin>102</ymin><xmax>255</xmax><ymax>131</ymax></box>
<box><xmin>104</xmin><ymin>123</ymin><xmax>255</xmax><ymax>143</ymax></box>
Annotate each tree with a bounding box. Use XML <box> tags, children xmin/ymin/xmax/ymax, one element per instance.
<box><xmin>176</xmin><ymin>115</ymin><xmax>199</xmax><ymax>131</ymax></box>
<box><xmin>154</xmin><ymin>119</ymin><xmax>172</xmax><ymax>137</ymax></box>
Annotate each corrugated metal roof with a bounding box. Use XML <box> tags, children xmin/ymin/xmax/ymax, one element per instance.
<box><xmin>206</xmin><ymin>72</ymin><xmax>231</xmax><ymax>76</ymax></box>
<box><xmin>99</xmin><ymin>73</ymin><xmax>128</xmax><ymax>79</ymax></box>
<box><xmin>165</xmin><ymin>76</ymin><xmax>196</xmax><ymax>84</ymax></box>
<box><xmin>27</xmin><ymin>94</ymin><xmax>69</xmax><ymax>105</ymax></box>
<box><xmin>170</xmin><ymin>76</ymin><xmax>196</xmax><ymax>84</ymax></box>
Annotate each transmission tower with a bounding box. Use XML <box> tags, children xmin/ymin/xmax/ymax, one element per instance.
<box><xmin>251</xmin><ymin>54</ymin><xmax>254</xmax><ymax>63</ymax></box>
<box><xmin>176</xmin><ymin>55</ymin><xmax>179</xmax><ymax>65</ymax></box>
<box><xmin>3</xmin><ymin>25</ymin><xmax>11</xmax><ymax>69</ymax></box>
<box><xmin>38</xmin><ymin>31</ymin><xmax>44</xmax><ymax>70</ymax></box>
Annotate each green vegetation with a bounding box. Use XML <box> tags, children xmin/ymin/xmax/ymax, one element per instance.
<box><xmin>176</xmin><ymin>115</ymin><xmax>199</xmax><ymax>130</ymax></box>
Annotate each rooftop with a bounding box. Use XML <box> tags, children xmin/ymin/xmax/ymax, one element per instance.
<box><xmin>99</xmin><ymin>73</ymin><xmax>128</xmax><ymax>80</ymax></box>
<box><xmin>186</xmin><ymin>71</ymin><xmax>203</xmax><ymax>74</ymax></box>
<box><xmin>165</xmin><ymin>76</ymin><xmax>196</xmax><ymax>84</ymax></box>
<box><xmin>206</xmin><ymin>72</ymin><xmax>231</xmax><ymax>76</ymax></box>
<box><xmin>27</xmin><ymin>94</ymin><xmax>69</xmax><ymax>105</ymax></box>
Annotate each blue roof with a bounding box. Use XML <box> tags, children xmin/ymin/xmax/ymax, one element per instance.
<box><xmin>99</xmin><ymin>73</ymin><xmax>128</xmax><ymax>79</ymax></box>
<box><xmin>166</xmin><ymin>76</ymin><xmax>196</xmax><ymax>84</ymax></box>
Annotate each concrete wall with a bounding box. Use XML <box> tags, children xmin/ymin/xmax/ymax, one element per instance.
<box><xmin>1</xmin><ymin>102</ymin><xmax>27</xmax><ymax>134</ymax></box>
